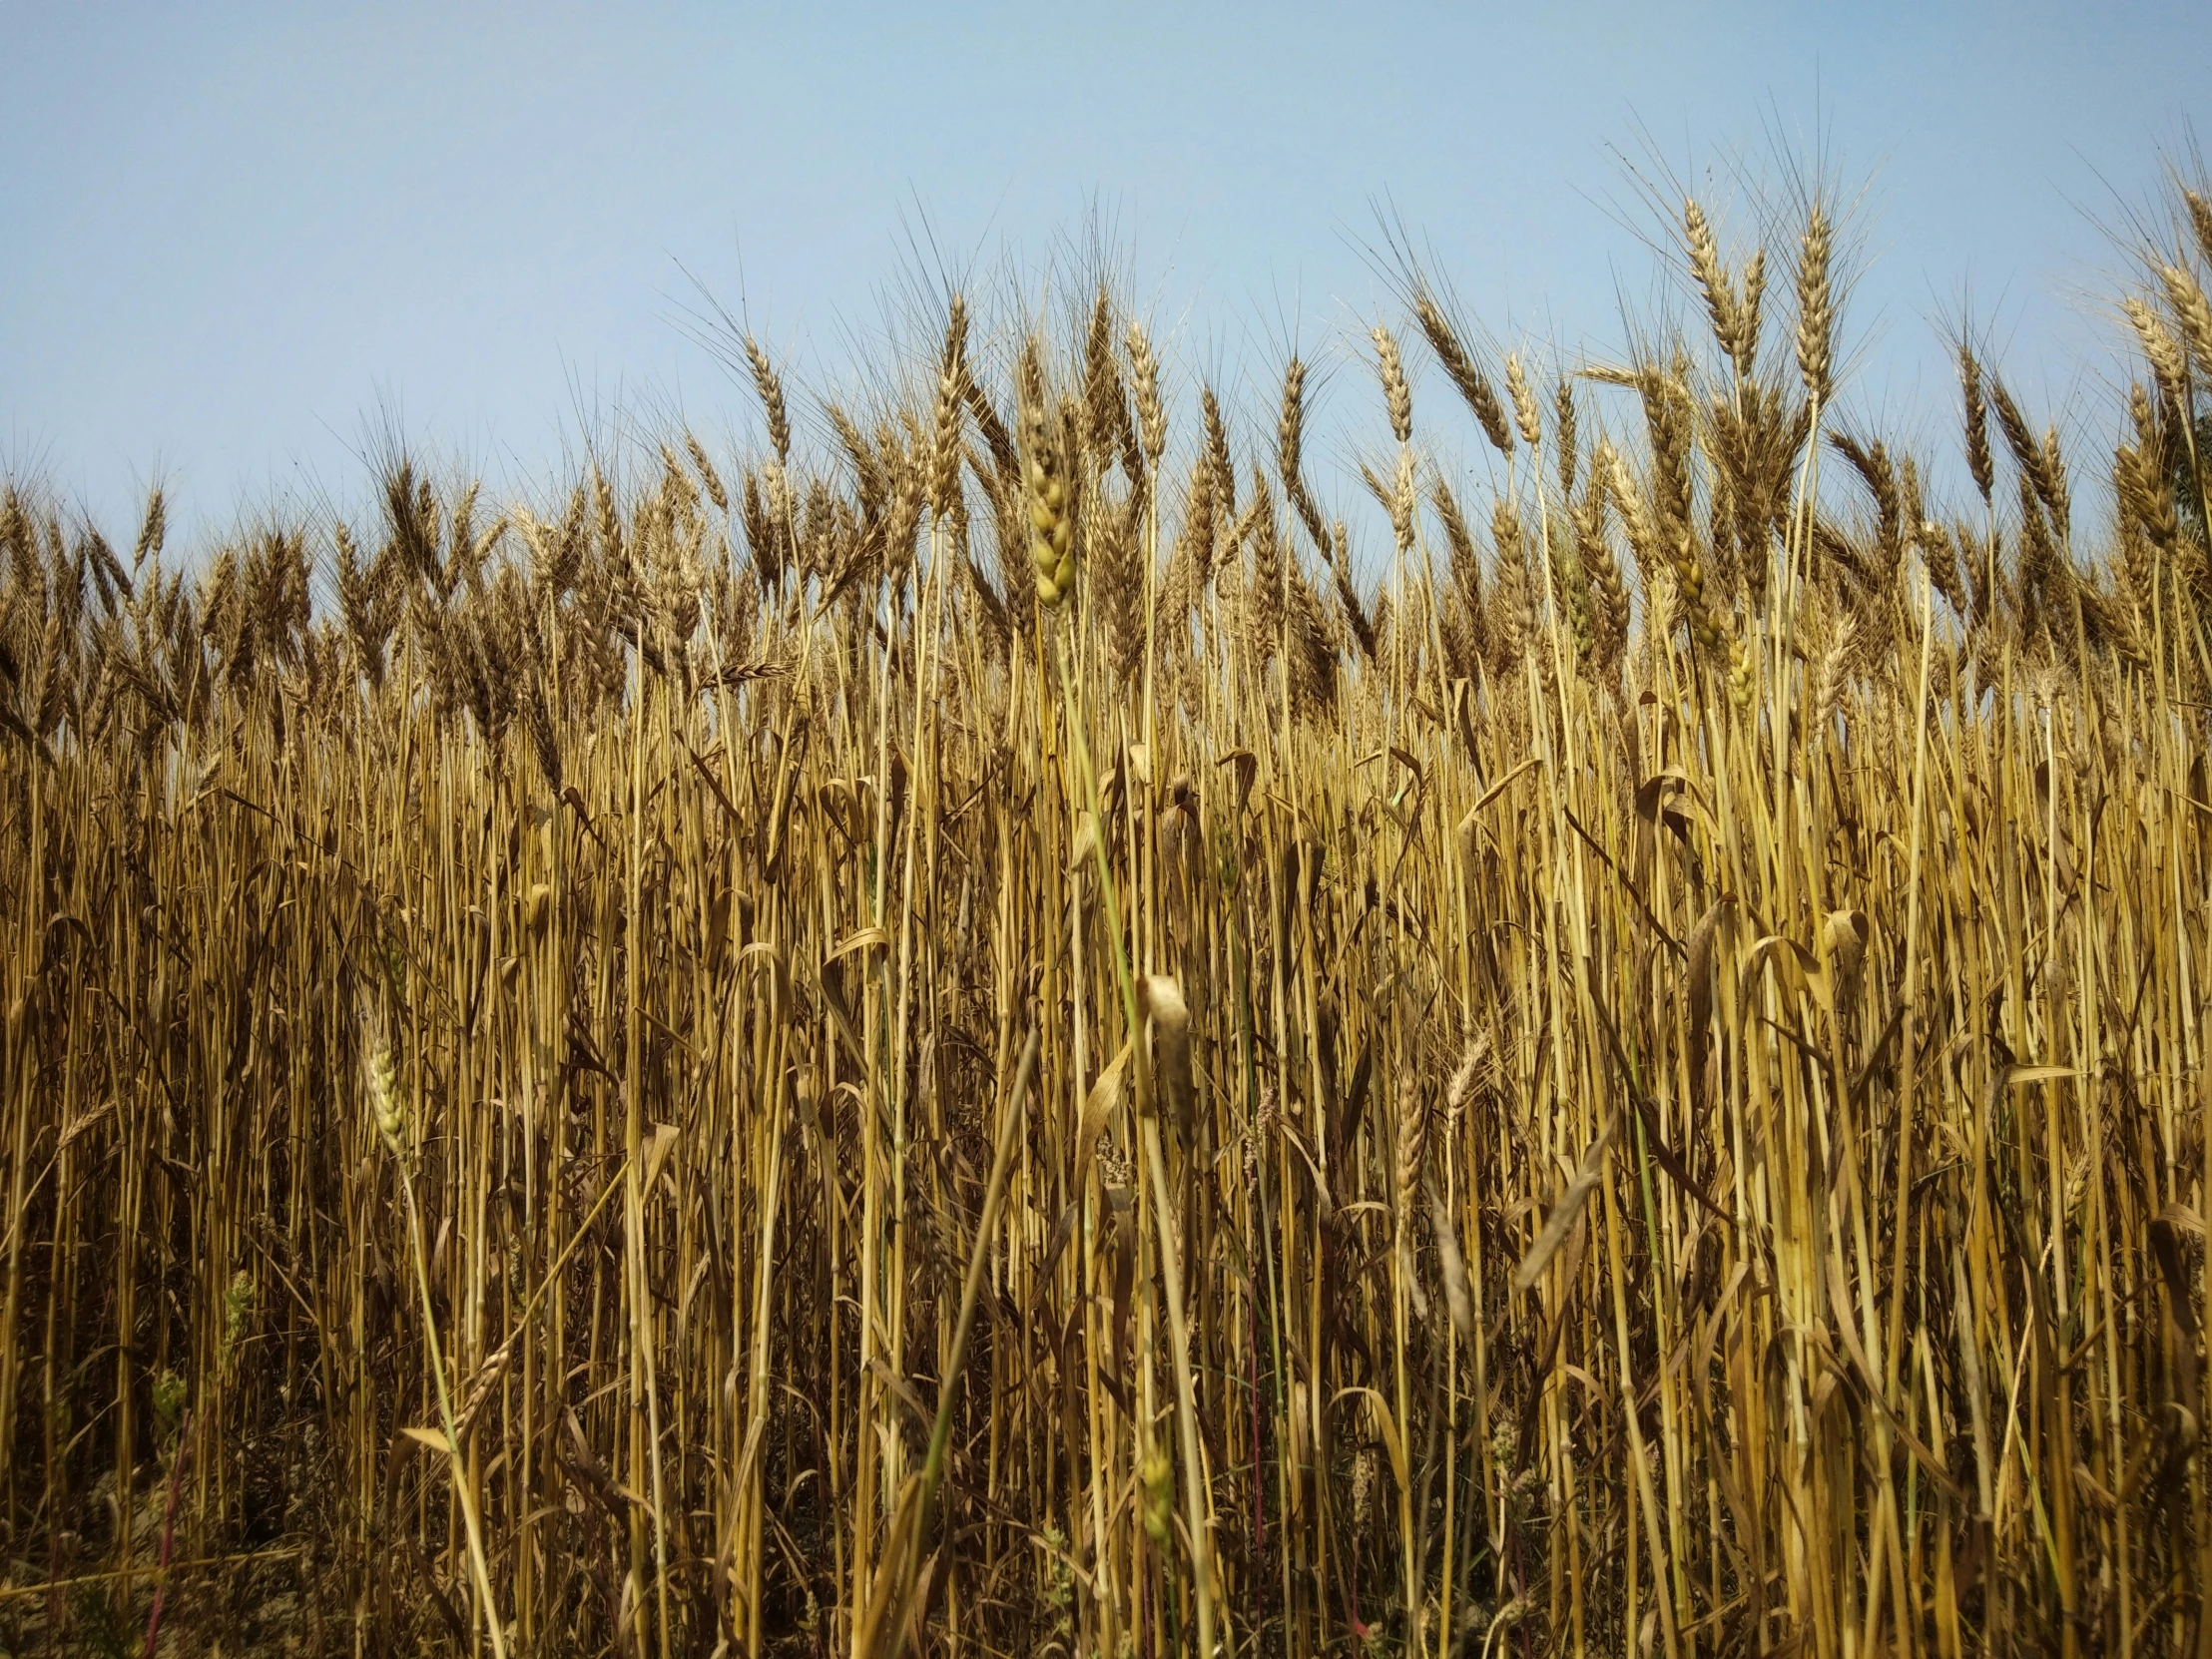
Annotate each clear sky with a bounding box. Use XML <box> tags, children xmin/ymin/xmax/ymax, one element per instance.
<box><xmin>2</xmin><ymin>2</ymin><xmax>2205</xmax><ymax>551</ymax></box>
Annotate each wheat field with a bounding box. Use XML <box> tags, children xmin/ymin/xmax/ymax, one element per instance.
<box><xmin>2</xmin><ymin>175</ymin><xmax>2210</xmax><ymax>1658</ymax></box>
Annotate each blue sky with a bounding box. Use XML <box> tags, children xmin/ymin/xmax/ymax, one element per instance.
<box><xmin>2</xmin><ymin>2</ymin><xmax>2204</xmax><ymax>551</ymax></box>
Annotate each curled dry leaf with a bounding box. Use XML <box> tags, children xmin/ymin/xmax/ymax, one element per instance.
<box><xmin>1428</xmin><ymin>1180</ymin><xmax>1475</xmax><ymax>1343</ymax></box>
<box><xmin>1684</xmin><ymin>896</ymin><xmax>1733</xmax><ymax>1112</ymax></box>
<box><xmin>1513</xmin><ymin>1113</ymin><xmax>1616</xmax><ymax>1294</ymax></box>
<box><xmin>1141</xmin><ymin>975</ymin><xmax>1193</xmax><ymax>1133</ymax></box>
<box><xmin>1069</xmin><ymin>1038</ymin><xmax>1132</xmax><ymax>1203</ymax></box>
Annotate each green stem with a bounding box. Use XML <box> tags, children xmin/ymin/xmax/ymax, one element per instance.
<box><xmin>396</xmin><ymin>1162</ymin><xmax>508</xmax><ymax>1659</ymax></box>
<box><xmin>866</xmin><ymin>1028</ymin><xmax>1041</xmax><ymax>1658</ymax></box>
<box><xmin>1052</xmin><ymin>626</ymin><xmax>1220</xmax><ymax>1659</ymax></box>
